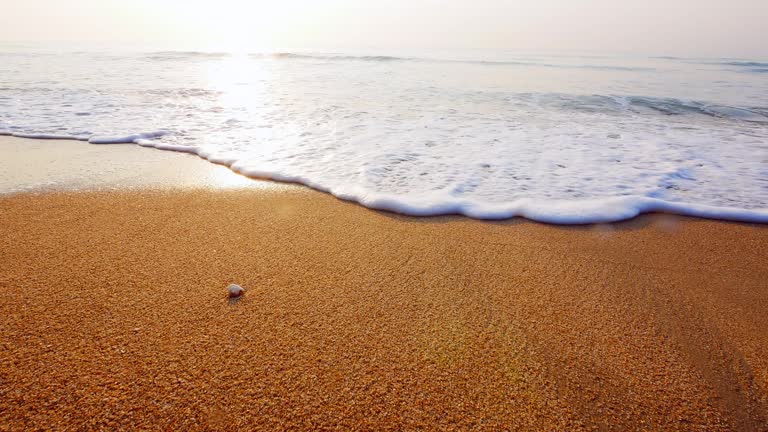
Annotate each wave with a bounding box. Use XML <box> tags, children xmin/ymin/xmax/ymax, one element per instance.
<box><xmin>701</xmin><ymin>60</ymin><xmax>768</xmax><ymax>73</ymax></box>
<box><xmin>246</xmin><ymin>52</ymin><xmax>656</xmax><ymax>71</ymax></box>
<box><xmin>505</xmin><ymin>94</ymin><xmax>768</xmax><ymax>123</ymax></box>
<box><xmin>621</xmin><ymin>96</ymin><xmax>768</xmax><ymax>122</ymax></box>
<box><xmin>654</xmin><ymin>58</ymin><xmax>768</xmax><ymax>73</ymax></box>
<box><xmin>143</xmin><ymin>51</ymin><xmax>232</xmax><ymax>61</ymax></box>
<box><xmin>4</xmin><ymin>128</ymin><xmax>767</xmax><ymax>225</ymax></box>
<box><xmin>123</xmin><ymin>50</ymin><xmax>660</xmax><ymax>71</ymax></box>
<box><xmin>62</xmin><ymin>51</ymin><xmax>768</xmax><ymax>74</ymax></box>
<box><xmin>721</xmin><ymin>61</ymin><xmax>768</xmax><ymax>68</ymax></box>
<box><xmin>263</xmin><ymin>52</ymin><xmax>408</xmax><ymax>62</ymax></box>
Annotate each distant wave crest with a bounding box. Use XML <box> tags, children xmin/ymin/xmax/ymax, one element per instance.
<box><xmin>144</xmin><ymin>51</ymin><xmax>233</xmax><ymax>61</ymax></box>
<box><xmin>246</xmin><ymin>52</ymin><xmax>655</xmax><ymax>71</ymax></box>
<box><xmin>721</xmin><ymin>61</ymin><xmax>768</xmax><ymax>68</ymax></box>
<box><xmin>508</xmin><ymin>93</ymin><xmax>768</xmax><ymax>123</ymax></box>
<box><xmin>709</xmin><ymin>60</ymin><xmax>768</xmax><ymax>73</ymax></box>
<box><xmin>621</xmin><ymin>96</ymin><xmax>768</xmax><ymax>122</ymax></box>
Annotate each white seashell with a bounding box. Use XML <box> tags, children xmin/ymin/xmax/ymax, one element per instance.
<box><xmin>227</xmin><ymin>284</ymin><xmax>245</xmax><ymax>298</ymax></box>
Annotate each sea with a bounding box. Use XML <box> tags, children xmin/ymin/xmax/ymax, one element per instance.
<box><xmin>1</xmin><ymin>45</ymin><xmax>767</xmax><ymax>223</ymax></box>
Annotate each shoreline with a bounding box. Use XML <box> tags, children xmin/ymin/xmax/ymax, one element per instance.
<box><xmin>2</xmin><ymin>188</ymin><xmax>768</xmax><ymax>429</ymax></box>
<box><xmin>0</xmin><ymin>135</ymin><xmax>281</xmax><ymax>195</ymax></box>
<box><xmin>2</xmin><ymin>135</ymin><xmax>767</xmax><ymax>225</ymax></box>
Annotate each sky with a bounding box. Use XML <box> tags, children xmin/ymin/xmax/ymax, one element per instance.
<box><xmin>1</xmin><ymin>0</ymin><xmax>767</xmax><ymax>58</ymax></box>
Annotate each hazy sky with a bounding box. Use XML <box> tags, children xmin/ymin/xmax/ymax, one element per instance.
<box><xmin>1</xmin><ymin>0</ymin><xmax>766</xmax><ymax>57</ymax></box>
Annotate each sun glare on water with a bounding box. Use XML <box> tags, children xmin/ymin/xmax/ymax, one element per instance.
<box><xmin>206</xmin><ymin>53</ymin><xmax>270</xmax><ymax>107</ymax></box>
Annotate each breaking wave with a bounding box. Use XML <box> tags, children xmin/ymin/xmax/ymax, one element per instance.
<box><xmin>2</xmin><ymin>49</ymin><xmax>767</xmax><ymax>224</ymax></box>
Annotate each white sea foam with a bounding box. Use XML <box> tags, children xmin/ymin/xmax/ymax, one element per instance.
<box><xmin>88</xmin><ymin>132</ymin><xmax>167</xmax><ymax>144</ymax></box>
<box><xmin>11</xmin><ymin>132</ymin><xmax>88</xmax><ymax>141</ymax></box>
<box><xmin>1</xmin><ymin>49</ymin><xmax>767</xmax><ymax>224</ymax></box>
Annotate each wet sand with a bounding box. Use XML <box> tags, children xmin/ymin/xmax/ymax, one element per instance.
<box><xmin>0</xmin><ymin>136</ymin><xmax>265</xmax><ymax>193</ymax></box>
<box><xmin>1</xmin><ymin>187</ymin><xmax>767</xmax><ymax>430</ymax></box>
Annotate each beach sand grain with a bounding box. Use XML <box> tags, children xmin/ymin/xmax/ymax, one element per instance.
<box><xmin>1</xmin><ymin>189</ymin><xmax>767</xmax><ymax>430</ymax></box>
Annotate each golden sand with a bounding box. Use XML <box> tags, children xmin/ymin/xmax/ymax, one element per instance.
<box><xmin>1</xmin><ymin>189</ymin><xmax>767</xmax><ymax>430</ymax></box>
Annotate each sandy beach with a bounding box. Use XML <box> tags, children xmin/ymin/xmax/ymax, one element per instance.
<box><xmin>2</xmin><ymin>1</ymin><xmax>766</xmax><ymax>428</ymax></box>
<box><xmin>1</xmin><ymin>171</ymin><xmax>767</xmax><ymax>430</ymax></box>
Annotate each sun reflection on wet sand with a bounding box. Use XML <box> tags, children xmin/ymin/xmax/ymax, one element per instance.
<box><xmin>0</xmin><ymin>135</ymin><xmax>297</xmax><ymax>193</ymax></box>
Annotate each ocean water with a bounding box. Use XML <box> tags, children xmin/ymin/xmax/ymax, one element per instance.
<box><xmin>1</xmin><ymin>46</ymin><xmax>767</xmax><ymax>223</ymax></box>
